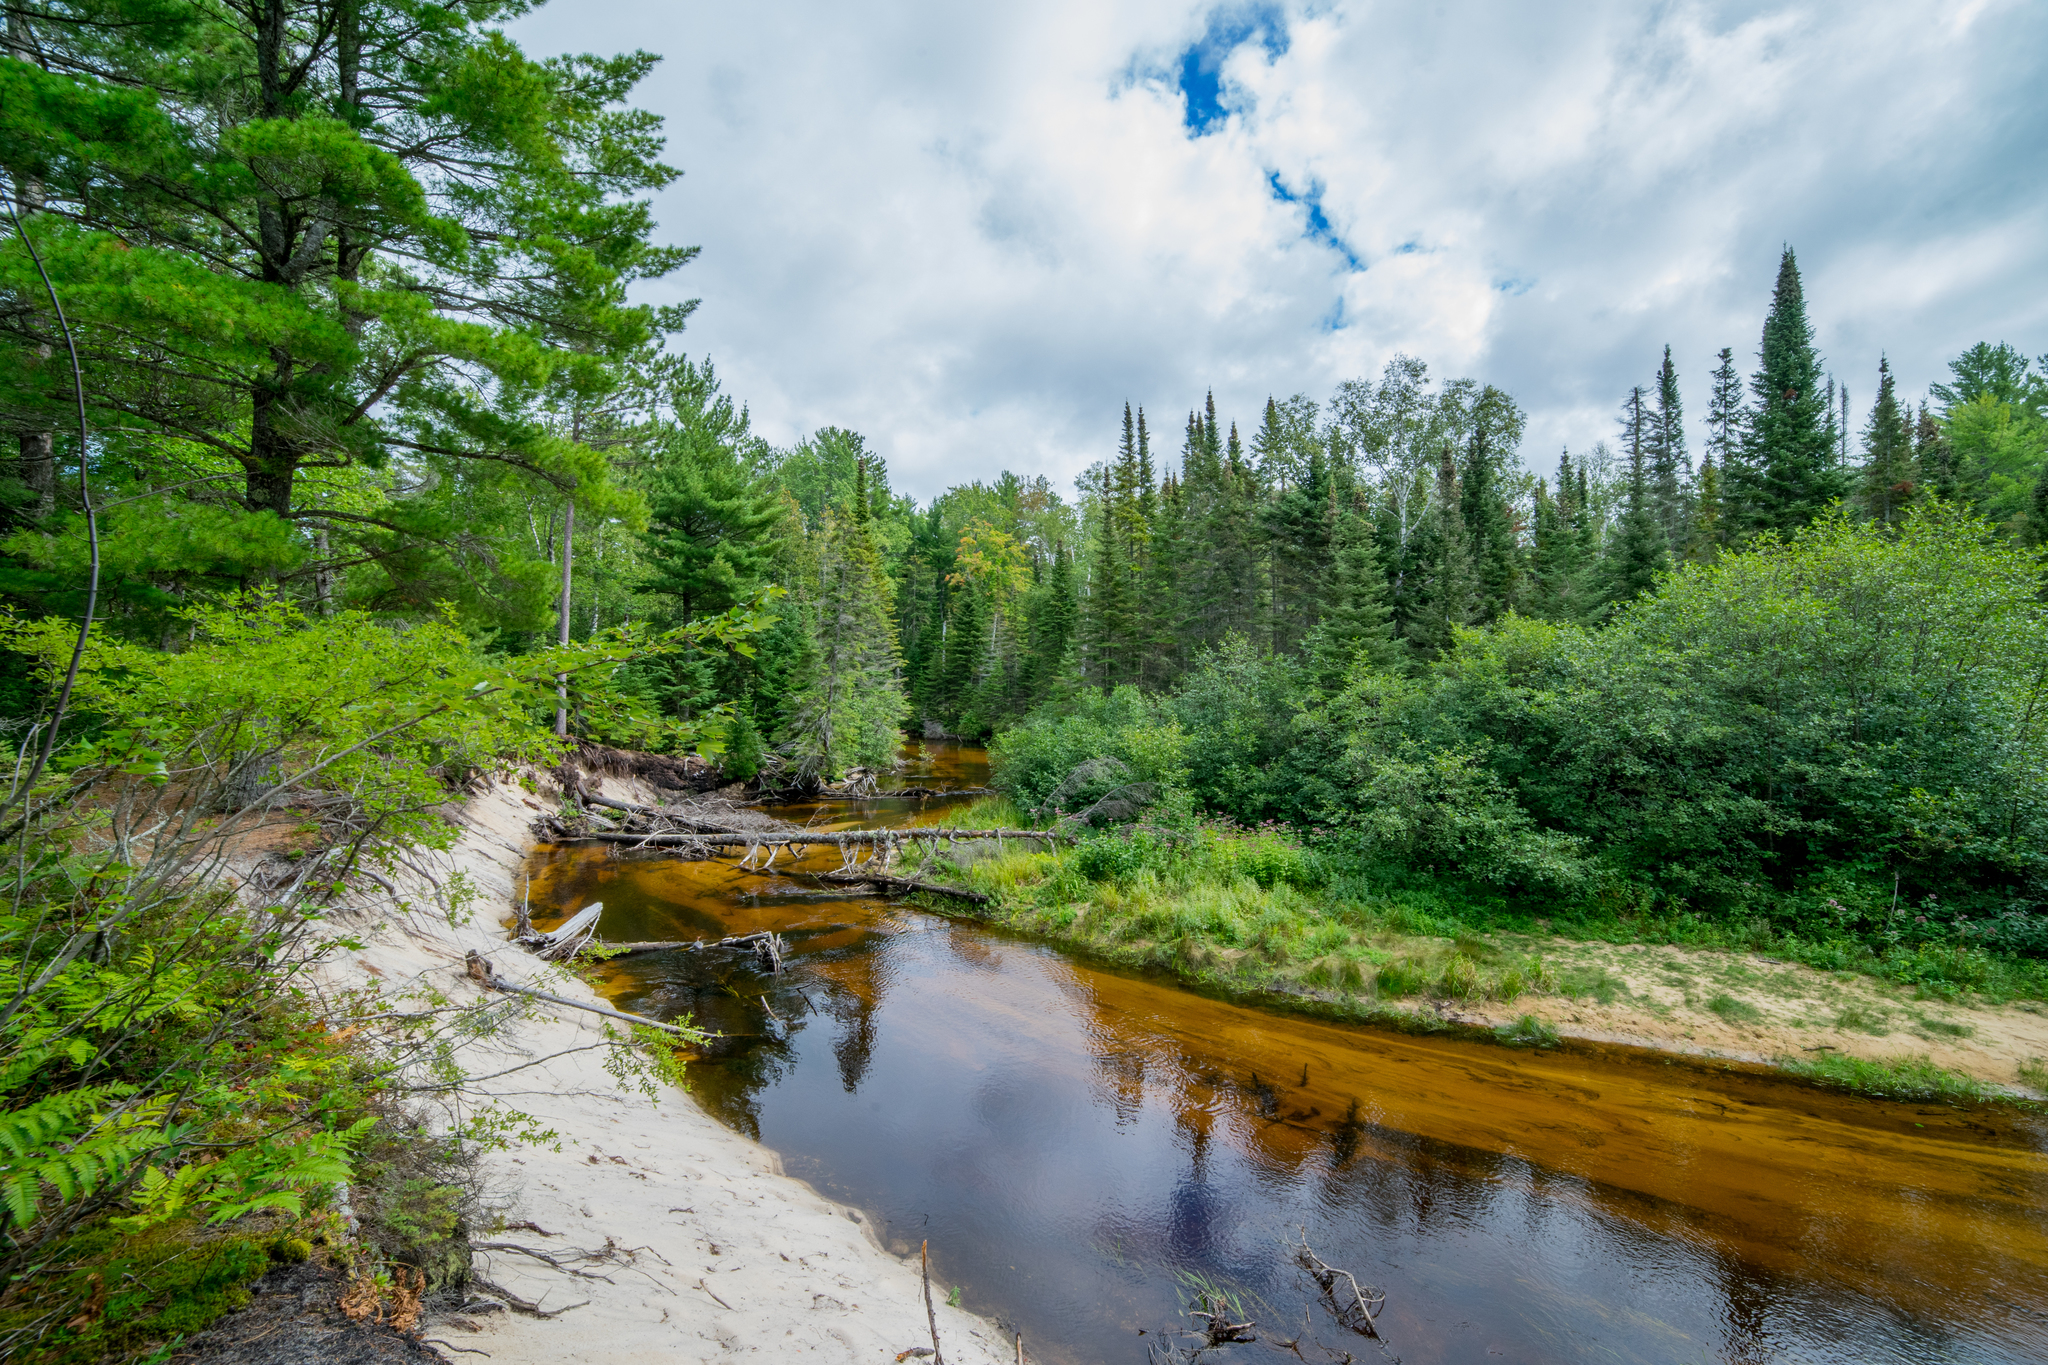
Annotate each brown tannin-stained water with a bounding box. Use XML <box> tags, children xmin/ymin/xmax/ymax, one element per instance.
<box><xmin>526</xmin><ymin>743</ymin><xmax>2048</xmax><ymax>1365</ymax></box>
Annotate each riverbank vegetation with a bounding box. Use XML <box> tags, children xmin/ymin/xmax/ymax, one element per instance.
<box><xmin>3</xmin><ymin>0</ymin><xmax>2047</xmax><ymax>1350</ymax></box>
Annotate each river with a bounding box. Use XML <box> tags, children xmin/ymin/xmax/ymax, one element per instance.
<box><xmin>525</xmin><ymin>743</ymin><xmax>2048</xmax><ymax>1365</ymax></box>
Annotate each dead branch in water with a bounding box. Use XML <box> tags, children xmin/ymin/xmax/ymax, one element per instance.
<box><xmin>1295</xmin><ymin>1228</ymin><xmax>1384</xmax><ymax>1340</ymax></box>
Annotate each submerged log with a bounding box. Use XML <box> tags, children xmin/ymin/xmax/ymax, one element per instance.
<box><xmin>818</xmin><ymin>869</ymin><xmax>990</xmax><ymax>903</ymax></box>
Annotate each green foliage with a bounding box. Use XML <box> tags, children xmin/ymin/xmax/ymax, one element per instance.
<box><xmin>988</xmin><ymin>685</ymin><xmax>1186</xmax><ymax>813</ymax></box>
<box><xmin>1775</xmin><ymin>1052</ymin><xmax>1997</xmax><ymax>1103</ymax></box>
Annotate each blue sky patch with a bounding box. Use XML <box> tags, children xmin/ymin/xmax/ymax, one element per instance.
<box><xmin>1177</xmin><ymin>4</ymin><xmax>1289</xmax><ymax>135</ymax></box>
<box><xmin>1268</xmin><ymin>171</ymin><xmax>1365</xmax><ymax>272</ymax></box>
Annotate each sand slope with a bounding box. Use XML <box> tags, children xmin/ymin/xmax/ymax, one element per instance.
<box><xmin>324</xmin><ymin>772</ymin><xmax>1013</xmax><ymax>1364</ymax></box>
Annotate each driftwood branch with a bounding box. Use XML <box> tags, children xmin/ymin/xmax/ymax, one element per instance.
<box><xmin>1296</xmin><ymin>1228</ymin><xmax>1384</xmax><ymax>1340</ymax></box>
<box><xmin>921</xmin><ymin>1240</ymin><xmax>947</xmax><ymax>1365</ymax></box>
<box><xmin>464</xmin><ymin>951</ymin><xmax>693</xmax><ymax>1037</ymax></box>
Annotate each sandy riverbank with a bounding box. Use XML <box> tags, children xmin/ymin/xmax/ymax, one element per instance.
<box><xmin>323</xmin><ymin>768</ymin><xmax>1015</xmax><ymax>1365</ymax></box>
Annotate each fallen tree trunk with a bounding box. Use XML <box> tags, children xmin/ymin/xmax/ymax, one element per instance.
<box><xmin>600</xmin><ymin>931</ymin><xmax>785</xmax><ymax>958</ymax></box>
<box><xmin>465</xmin><ymin>951</ymin><xmax>693</xmax><ymax>1037</ymax></box>
<box><xmin>573</xmin><ymin>828</ymin><xmax>1061</xmax><ymax>848</ymax></box>
<box><xmin>818</xmin><ymin>869</ymin><xmax>991</xmax><ymax>903</ymax></box>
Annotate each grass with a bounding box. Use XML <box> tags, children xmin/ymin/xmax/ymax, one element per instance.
<box><xmin>910</xmin><ymin>837</ymin><xmax>1555</xmax><ymax>1017</ymax></box>
<box><xmin>1706</xmin><ymin>993</ymin><xmax>1764</xmax><ymax>1025</ymax></box>
<box><xmin>1833</xmin><ymin>1004</ymin><xmax>1891</xmax><ymax>1035</ymax></box>
<box><xmin>2020</xmin><ymin>1057</ymin><xmax>2048</xmax><ymax>1092</ymax></box>
<box><xmin>1499</xmin><ymin>1014</ymin><xmax>1561</xmax><ymax>1048</ymax></box>
<box><xmin>1775</xmin><ymin>1051</ymin><xmax>1998</xmax><ymax>1103</ymax></box>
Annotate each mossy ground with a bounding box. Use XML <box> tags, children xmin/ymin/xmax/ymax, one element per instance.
<box><xmin>0</xmin><ymin>1215</ymin><xmax>314</xmax><ymax>1365</ymax></box>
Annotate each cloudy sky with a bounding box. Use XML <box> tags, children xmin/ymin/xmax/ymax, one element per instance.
<box><xmin>510</xmin><ymin>0</ymin><xmax>2048</xmax><ymax>502</ymax></box>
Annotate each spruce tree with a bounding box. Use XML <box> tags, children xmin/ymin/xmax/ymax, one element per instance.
<box><xmin>1601</xmin><ymin>388</ymin><xmax>1671</xmax><ymax>613</ymax></box>
<box><xmin>2026</xmin><ymin>467</ymin><xmax>2048</xmax><ymax>549</ymax></box>
<box><xmin>1743</xmin><ymin>247</ymin><xmax>1844</xmax><ymax>531</ymax></box>
<box><xmin>1404</xmin><ymin>444</ymin><xmax>1476</xmax><ymax>656</ymax></box>
<box><xmin>1916</xmin><ymin>404</ymin><xmax>1957</xmax><ymax>503</ymax></box>
<box><xmin>1648</xmin><ymin>345</ymin><xmax>1691</xmax><ymax>545</ymax></box>
<box><xmin>1704</xmin><ymin>348</ymin><xmax>1745</xmax><ymax>543</ymax></box>
<box><xmin>782</xmin><ymin>509</ymin><xmax>908</xmax><ymax>781</ymax></box>
<box><xmin>1262</xmin><ymin>420</ymin><xmax>1335</xmax><ymax>654</ymax></box>
<box><xmin>1305</xmin><ymin>489</ymin><xmax>1398</xmax><ymax>685</ymax></box>
<box><xmin>1461</xmin><ymin>386</ymin><xmax>1522</xmax><ymax>623</ymax></box>
<box><xmin>1856</xmin><ymin>356</ymin><xmax>1916</xmax><ymax>526</ymax></box>
<box><xmin>1527</xmin><ymin>454</ymin><xmax>1590</xmax><ymax>621</ymax></box>
<box><xmin>1689</xmin><ymin>456</ymin><xmax>1722</xmax><ymax>560</ymax></box>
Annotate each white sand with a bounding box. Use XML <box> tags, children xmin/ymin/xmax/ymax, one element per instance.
<box><xmin>323</xmin><ymin>772</ymin><xmax>1014</xmax><ymax>1364</ymax></box>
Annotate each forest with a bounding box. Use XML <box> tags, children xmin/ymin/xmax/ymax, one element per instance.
<box><xmin>0</xmin><ymin>0</ymin><xmax>2046</xmax><ymax>1357</ymax></box>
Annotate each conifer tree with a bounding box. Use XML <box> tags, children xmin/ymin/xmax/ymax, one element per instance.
<box><xmin>1083</xmin><ymin>412</ymin><xmax>1137</xmax><ymax>684</ymax></box>
<box><xmin>1741</xmin><ymin>247</ymin><xmax>1844</xmax><ymax>531</ymax></box>
<box><xmin>1527</xmin><ymin>453</ymin><xmax>1592</xmax><ymax>621</ymax></box>
<box><xmin>1403</xmin><ymin>444</ymin><xmax>1476</xmax><ymax>656</ymax></box>
<box><xmin>1262</xmin><ymin>407</ymin><xmax>1335</xmax><ymax>654</ymax></box>
<box><xmin>1857</xmin><ymin>356</ymin><xmax>1917</xmax><ymax>526</ymax></box>
<box><xmin>1648</xmin><ymin>346</ymin><xmax>1690</xmax><ymax>545</ymax></box>
<box><xmin>1461</xmin><ymin>386</ymin><xmax>1522</xmax><ymax>623</ymax></box>
<box><xmin>782</xmin><ymin>507</ymin><xmax>907</xmax><ymax>781</ymax></box>
<box><xmin>1601</xmin><ymin>388</ymin><xmax>1671</xmax><ymax>612</ymax></box>
<box><xmin>1030</xmin><ymin>541</ymin><xmax>1081</xmax><ymax>691</ymax></box>
<box><xmin>1305</xmin><ymin>490</ymin><xmax>1399</xmax><ymax>685</ymax></box>
<box><xmin>0</xmin><ymin>0</ymin><xmax>686</xmax><ymax>604</ymax></box>
<box><xmin>2026</xmin><ymin>467</ymin><xmax>2048</xmax><ymax>549</ymax></box>
<box><xmin>1689</xmin><ymin>456</ymin><xmax>1722</xmax><ymax>559</ymax></box>
<box><xmin>1916</xmin><ymin>404</ymin><xmax>1957</xmax><ymax>504</ymax></box>
<box><xmin>1703</xmin><ymin>348</ymin><xmax>1745</xmax><ymax>545</ymax></box>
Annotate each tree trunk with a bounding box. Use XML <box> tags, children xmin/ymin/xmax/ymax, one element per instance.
<box><xmin>555</xmin><ymin>496</ymin><xmax>574</xmax><ymax>737</ymax></box>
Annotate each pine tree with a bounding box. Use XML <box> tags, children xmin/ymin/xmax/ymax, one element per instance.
<box><xmin>1527</xmin><ymin>454</ymin><xmax>1591</xmax><ymax>621</ymax></box>
<box><xmin>1262</xmin><ymin>413</ymin><xmax>1335</xmax><ymax>654</ymax></box>
<box><xmin>1461</xmin><ymin>386</ymin><xmax>1522</xmax><ymax>623</ymax></box>
<box><xmin>782</xmin><ymin>509</ymin><xmax>908</xmax><ymax>782</ymax></box>
<box><xmin>1856</xmin><ymin>356</ymin><xmax>1916</xmax><ymax>526</ymax></box>
<box><xmin>1305</xmin><ymin>489</ymin><xmax>1399</xmax><ymax>685</ymax></box>
<box><xmin>1689</xmin><ymin>456</ymin><xmax>1722</xmax><ymax>560</ymax></box>
<box><xmin>1601</xmin><ymin>387</ymin><xmax>1670</xmax><ymax>614</ymax></box>
<box><xmin>1742</xmin><ymin>247</ymin><xmax>1844</xmax><ymax>532</ymax></box>
<box><xmin>1404</xmin><ymin>444</ymin><xmax>1476</xmax><ymax>657</ymax></box>
<box><xmin>1083</xmin><ymin>410</ymin><xmax>1137</xmax><ymax>684</ymax></box>
<box><xmin>1916</xmin><ymin>404</ymin><xmax>1957</xmax><ymax>503</ymax></box>
<box><xmin>1648</xmin><ymin>345</ymin><xmax>1691</xmax><ymax>545</ymax></box>
<box><xmin>1030</xmin><ymin>541</ymin><xmax>1081</xmax><ymax>692</ymax></box>
<box><xmin>2026</xmin><ymin>467</ymin><xmax>2048</xmax><ymax>549</ymax></box>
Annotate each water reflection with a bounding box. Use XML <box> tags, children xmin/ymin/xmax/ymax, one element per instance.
<box><xmin>524</xmin><ymin>745</ymin><xmax>2048</xmax><ymax>1365</ymax></box>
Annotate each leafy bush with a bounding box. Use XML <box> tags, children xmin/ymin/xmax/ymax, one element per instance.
<box><xmin>989</xmin><ymin>686</ymin><xmax>1186</xmax><ymax>813</ymax></box>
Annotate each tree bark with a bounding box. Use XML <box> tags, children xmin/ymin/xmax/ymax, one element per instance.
<box><xmin>555</xmin><ymin>496</ymin><xmax>574</xmax><ymax>737</ymax></box>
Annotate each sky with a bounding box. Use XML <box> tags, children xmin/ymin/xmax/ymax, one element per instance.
<box><xmin>509</xmin><ymin>0</ymin><xmax>2048</xmax><ymax>503</ymax></box>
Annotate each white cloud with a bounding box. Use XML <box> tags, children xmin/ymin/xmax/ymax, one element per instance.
<box><xmin>510</xmin><ymin>0</ymin><xmax>2048</xmax><ymax>498</ymax></box>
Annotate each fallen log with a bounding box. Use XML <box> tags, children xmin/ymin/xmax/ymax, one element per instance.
<box><xmin>599</xmin><ymin>931</ymin><xmax>784</xmax><ymax>958</ymax></box>
<box><xmin>573</xmin><ymin>828</ymin><xmax>1061</xmax><ymax>848</ymax></box>
<box><xmin>818</xmin><ymin>869</ymin><xmax>990</xmax><ymax>903</ymax></box>
<box><xmin>580</xmin><ymin>793</ymin><xmax>758</xmax><ymax>835</ymax></box>
<box><xmin>464</xmin><ymin>950</ymin><xmax>694</xmax><ymax>1037</ymax></box>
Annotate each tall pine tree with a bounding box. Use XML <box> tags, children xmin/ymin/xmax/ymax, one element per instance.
<box><xmin>1403</xmin><ymin>444</ymin><xmax>1476</xmax><ymax>657</ymax></box>
<box><xmin>1857</xmin><ymin>356</ymin><xmax>1916</xmax><ymax>526</ymax></box>
<box><xmin>1648</xmin><ymin>345</ymin><xmax>1690</xmax><ymax>546</ymax></box>
<box><xmin>1739</xmin><ymin>247</ymin><xmax>1844</xmax><ymax>532</ymax></box>
<box><xmin>1601</xmin><ymin>387</ymin><xmax>1671</xmax><ymax>613</ymax></box>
